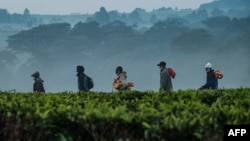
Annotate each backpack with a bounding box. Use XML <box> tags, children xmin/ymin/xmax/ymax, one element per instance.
<box><xmin>86</xmin><ymin>75</ymin><xmax>94</xmax><ymax>89</ymax></box>
<box><xmin>167</xmin><ymin>67</ymin><xmax>176</xmax><ymax>79</ymax></box>
<box><xmin>214</xmin><ymin>69</ymin><xmax>223</xmax><ymax>79</ymax></box>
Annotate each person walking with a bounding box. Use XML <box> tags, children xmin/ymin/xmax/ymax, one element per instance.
<box><xmin>199</xmin><ymin>62</ymin><xmax>218</xmax><ymax>90</ymax></box>
<box><xmin>76</xmin><ymin>65</ymin><xmax>90</xmax><ymax>92</ymax></box>
<box><xmin>157</xmin><ymin>61</ymin><xmax>173</xmax><ymax>92</ymax></box>
<box><xmin>113</xmin><ymin>66</ymin><xmax>134</xmax><ymax>91</ymax></box>
<box><xmin>31</xmin><ymin>71</ymin><xmax>45</xmax><ymax>93</ymax></box>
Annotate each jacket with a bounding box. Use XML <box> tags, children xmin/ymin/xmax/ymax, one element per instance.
<box><xmin>33</xmin><ymin>78</ymin><xmax>45</xmax><ymax>93</ymax></box>
<box><xmin>160</xmin><ymin>68</ymin><xmax>173</xmax><ymax>91</ymax></box>
<box><xmin>77</xmin><ymin>72</ymin><xmax>89</xmax><ymax>92</ymax></box>
<box><xmin>200</xmin><ymin>69</ymin><xmax>218</xmax><ymax>90</ymax></box>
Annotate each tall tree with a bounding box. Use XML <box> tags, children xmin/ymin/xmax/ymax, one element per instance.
<box><xmin>23</xmin><ymin>8</ymin><xmax>32</xmax><ymax>27</ymax></box>
<box><xmin>0</xmin><ymin>9</ymin><xmax>11</xmax><ymax>23</ymax></box>
<box><xmin>108</xmin><ymin>10</ymin><xmax>120</xmax><ymax>22</ymax></box>
<box><xmin>93</xmin><ymin>7</ymin><xmax>109</xmax><ymax>25</ymax></box>
<box><xmin>150</xmin><ymin>14</ymin><xmax>157</xmax><ymax>24</ymax></box>
<box><xmin>7</xmin><ymin>23</ymin><xmax>71</xmax><ymax>55</ymax></box>
<box><xmin>128</xmin><ymin>10</ymin><xmax>143</xmax><ymax>24</ymax></box>
<box><xmin>144</xmin><ymin>18</ymin><xmax>188</xmax><ymax>45</ymax></box>
<box><xmin>23</xmin><ymin>8</ymin><xmax>30</xmax><ymax>17</ymax></box>
<box><xmin>71</xmin><ymin>21</ymin><xmax>103</xmax><ymax>43</ymax></box>
<box><xmin>211</xmin><ymin>8</ymin><xmax>224</xmax><ymax>17</ymax></box>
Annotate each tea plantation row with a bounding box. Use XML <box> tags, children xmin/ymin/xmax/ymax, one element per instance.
<box><xmin>0</xmin><ymin>88</ymin><xmax>250</xmax><ymax>141</ymax></box>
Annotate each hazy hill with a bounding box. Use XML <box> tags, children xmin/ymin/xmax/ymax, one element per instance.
<box><xmin>200</xmin><ymin>0</ymin><xmax>250</xmax><ymax>10</ymax></box>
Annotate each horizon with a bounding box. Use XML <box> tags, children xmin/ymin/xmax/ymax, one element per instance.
<box><xmin>0</xmin><ymin>0</ymin><xmax>214</xmax><ymax>15</ymax></box>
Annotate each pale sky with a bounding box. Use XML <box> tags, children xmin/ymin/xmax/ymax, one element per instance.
<box><xmin>0</xmin><ymin>0</ymin><xmax>214</xmax><ymax>15</ymax></box>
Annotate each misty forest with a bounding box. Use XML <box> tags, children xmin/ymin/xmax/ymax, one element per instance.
<box><xmin>0</xmin><ymin>0</ymin><xmax>250</xmax><ymax>92</ymax></box>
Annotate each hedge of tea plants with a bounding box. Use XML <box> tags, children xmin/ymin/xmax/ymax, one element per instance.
<box><xmin>0</xmin><ymin>88</ymin><xmax>250</xmax><ymax>141</ymax></box>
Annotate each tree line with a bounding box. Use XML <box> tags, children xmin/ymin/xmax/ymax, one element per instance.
<box><xmin>0</xmin><ymin>8</ymin><xmax>38</xmax><ymax>27</ymax></box>
<box><xmin>1</xmin><ymin>15</ymin><xmax>249</xmax><ymax>69</ymax></box>
<box><xmin>1</xmin><ymin>0</ymin><xmax>250</xmax><ymax>27</ymax></box>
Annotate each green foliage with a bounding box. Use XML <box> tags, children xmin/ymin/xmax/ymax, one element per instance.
<box><xmin>203</xmin><ymin>16</ymin><xmax>231</xmax><ymax>29</ymax></box>
<box><xmin>93</xmin><ymin>7</ymin><xmax>110</xmax><ymax>25</ymax></box>
<box><xmin>3</xmin><ymin>16</ymin><xmax>250</xmax><ymax>69</ymax></box>
<box><xmin>0</xmin><ymin>8</ymin><xmax>37</xmax><ymax>26</ymax></box>
<box><xmin>171</xmin><ymin>29</ymin><xmax>213</xmax><ymax>53</ymax></box>
<box><xmin>7</xmin><ymin>23</ymin><xmax>71</xmax><ymax>53</ymax></box>
<box><xmin>0</xmin><ymin>88</ymin><xmax>250</xmax><ymax>141</ymax></box>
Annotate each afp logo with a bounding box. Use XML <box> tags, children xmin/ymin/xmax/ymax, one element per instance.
<box><xmin>224</xmin><ymin>125</ymin><xmax>250</xmax><ymax>141</ymax></box>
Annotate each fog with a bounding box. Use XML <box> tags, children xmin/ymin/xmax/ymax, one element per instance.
<box><xmin>0</xmin><ymin>0</ymin><xmax>250</xmax><ymax>93</ymax></box>
<box><xmin>1</xmin><ymin>42</ymin><xmax>249</xmax><ymax>93</ymax></box>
